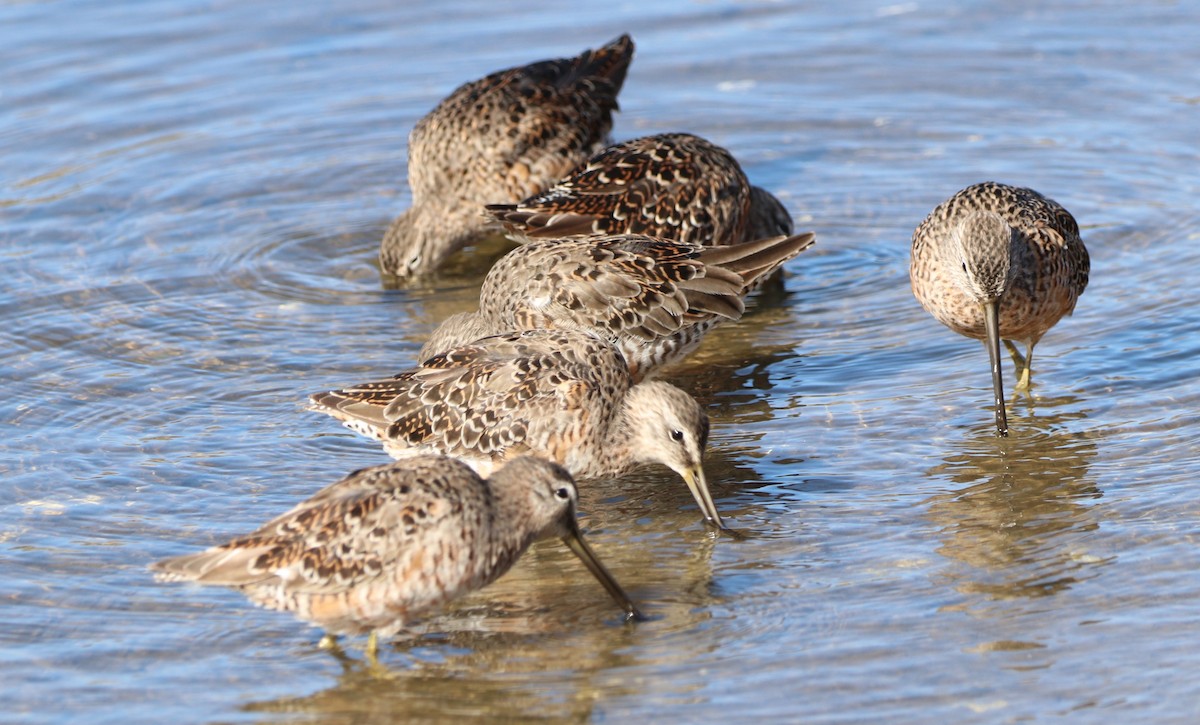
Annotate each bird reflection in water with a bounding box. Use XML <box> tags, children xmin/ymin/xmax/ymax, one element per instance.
<box><xmin>923</xmin><ymin>402</ymin><xmax>1108</xmax><ymax>606</ymax></box>
<box><xmin>240</xmin><ymin>521</ymin><xmax>723</xmax><ymax>723</ymax></box>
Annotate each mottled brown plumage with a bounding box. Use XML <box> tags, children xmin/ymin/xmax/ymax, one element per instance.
<box><xmin>308</xmin><ymin>329</ymin><xmax>725</xmax><ymax>528</ymax></box>
<box><xmin>152</xmin><ymin>455</ymin><xmax>641</xmax><ymax>651</ymax></box>
<box><xmin>379</xmin><ymin>35</ymin><xmax>634</xmax><ymax>279</ymax></box>
<box><xmin>420</xmin><ymin>233</ymin><xmax>816</xmax><ymax>378</ymax></box>
<box><xmin>485</xmin><ymin>133</ymin><xmax>793</xmax><ymax>247</ymax></box>
<box><xmin>910</xmin><ymin>181</ymin><xmax>1090</xmax><ymax>435</ymax></box>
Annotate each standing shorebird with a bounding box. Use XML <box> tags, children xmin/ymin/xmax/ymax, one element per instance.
<box><xmin>379</xmin><ymin>34</ymin><xmax>634</xmax><ymax>280</ymax></box>
<box><xmin>419</xmin><ymin>232</ymin><xmax>816</xmax><ymax>378</ymax></box>
<box><xmin>910</xmin><ymin>181</ymin><xmax>1090</xmax><ymax>435</ymax></box>
<box><xmin>152</xmin><ymin>455</ymin><xmax>642</xmax><ymax>657</ymax></box>
<box><xmin>485</xmin><ymin>133</ymin><xmax>795</xmax><ymax>247</ymax></box>
<box><xmin>308</xmin><ymin>328</ymin><xmax>726</xmax><ymax>529</ymax></box>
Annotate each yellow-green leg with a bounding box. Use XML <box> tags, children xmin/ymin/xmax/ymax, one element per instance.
<box><xmin>1004</xmin><ymin>340</ymin><xmax>1035</xmax><ymax>392</ymax></box>
<box><xmin>317</xmin><ymin>631</ymin><xmax>389</xmax><ymax>673</ymax></box>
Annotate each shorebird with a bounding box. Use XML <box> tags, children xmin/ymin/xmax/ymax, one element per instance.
<box><xmin>910</xmin><ymin>181</ymin><xmax>1090</xmax><ymax>435</ymax></box>
<box><xmin>379</xmin><ymin>34</ymin><xmax>634</xmax><ymax>280</ymax></box>
<box><xmin>308</xmin><ymin>328</ymin><xmax>726</xmax><ymax>528</ymax></box>
<box><xmin>419</xmin><ymin>232</ymin><xmax>816</xmax><ymax>378</ymax></box>
<box><xmin>152</xmin><ymin>455</ymin><xmax>642</xmax><ymax>656</ymax></box>
<box><xmin>485</xmin><ymin>132</ymin><xmax>794</xmax><ymax>247</ymax></box>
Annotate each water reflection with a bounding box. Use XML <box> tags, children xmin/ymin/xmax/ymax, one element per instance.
<box><xmin>241</xmin><ymin>625</ymin><xmax>639</xmax><ymax>722</ymax></box>
<box><xmin>239</xmin><ymin>526</ymin><xmax>720</xmax><ymax>722</ymax></box>
<box><xmin>924</xmin><ymin>400</ymin><xmax>1108</xmax><ymax>604</ymax></box>
<box><xmin>317</xmin><ymin>241</ymin><xmax>801</xmax><ymax>533</ymax></box>
<box><xmin>377</xmin><ymin>234</ymin><xmax>517</xmax><ymax>291</ymax></box>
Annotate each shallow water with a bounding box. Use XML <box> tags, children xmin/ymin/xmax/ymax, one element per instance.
<box><xmin>3</xmin><ymin>0</ymin><xmax>1199</xmax><ymax>722</ymax></box>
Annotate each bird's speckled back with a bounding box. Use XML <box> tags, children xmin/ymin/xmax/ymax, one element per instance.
<box><xmin>380</xmin><ymin>35</ymin><xmax>635</xmax><ymax>278</ymax></box>
<box><xmin>486</xmin><ymin>133</ymin><xmax>793</xmax><ymax>248</ymax></box>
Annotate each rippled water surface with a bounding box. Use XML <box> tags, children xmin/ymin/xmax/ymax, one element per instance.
<box><xmin>4</xmin><ymin>1</ymin><xmax>1199</xmax><ymax>722</ymax></box>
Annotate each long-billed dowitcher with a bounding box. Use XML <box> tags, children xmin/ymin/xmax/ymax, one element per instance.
<box><xmin>485</xmin><ymin>133</ymin><xmax>794</xmax><ymax>246</ymax></box>
<box><xmin>308</xmin><ymin>329</ymin><xmax>725</xmax><ymax>528</ymax></box>
<box><xmin>379</xmin><ymin>34</ymin><xmax>634</xmax><ymax>280</ymax></box>
<box><xmin>152</xmin><ymin>455</ymin><xmax>642</xmax><ymax>656</ymax></box>
<box><xmin>419</xmin><ymin>232</ymin><xmax>816</xmax><ymax>378</ymax></box>
<box><xmin>910</xmin><ymin>181</ymin><xmax>1090</xmax><ymax>436</ymax></box>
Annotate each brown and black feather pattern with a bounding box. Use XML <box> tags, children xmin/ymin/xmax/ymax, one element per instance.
<box><xmin>486</xmin><ymin>133</ymin><xmax>793</xmax><ymax>247</ymax></box>
<box><xmin>151</xmin><ymin>456</ymin><xmax>619</xmax><ymax>638</ymax></box>
<box><xmin>380</xmin><ymin>34</ymin><xmax>635</xmax><ymax>277</ymax></box>
<box><xmin>311</xmin><ymin>330</ymin><xmax>633</xmax><ymax>474</ymax></box>
<box><xmin>419</xmin><ymin>233</ymin><xmax>816</xmax><ymax>377</ymax></box>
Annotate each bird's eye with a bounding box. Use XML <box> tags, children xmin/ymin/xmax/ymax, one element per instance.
<box><xmin>555</xmin><ymin>487</ymin><xmax>570</xmax><ymax>500</ymax></box>
<box><xmin>961</xmin><ymin>261</ymin><xmax>969</xmax><ymax>273</ymax></box>
<box><xmin>670</xmin><ymin>429</ymin><xmax>684</xmax><ymax>442</ymax></box>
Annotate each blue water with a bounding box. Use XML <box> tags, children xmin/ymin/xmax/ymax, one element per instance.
<box><xmin>3</xmin><ymin>1</ymin><xmax>1199</xmax><ymax>722</ymax></box>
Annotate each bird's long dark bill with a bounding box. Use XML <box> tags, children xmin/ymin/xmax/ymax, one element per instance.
<box><xmin>982</xmin><ymin>300</ymin><xmax>1009</xmax><ymax>437</ymax></box>
<box><xmin>561</xmin><ymin>518</ymin><xmax>646</xmax><ymax>622</ymax></box>
<box><xmin>682</xmin><ymin>467</ymin><xmax>729</xmax><ymax>531</ymax></box>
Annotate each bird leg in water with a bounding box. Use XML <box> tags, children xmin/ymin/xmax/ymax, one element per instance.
<box><xmin>1004</xmin><ymin>340</ymin><xmax>1035</xmax><ymax>392</ymax></box>
<box><xmin>319</xmin><ymin>630</ymin><xmax>381</xmax><ymax>666</ymax></box>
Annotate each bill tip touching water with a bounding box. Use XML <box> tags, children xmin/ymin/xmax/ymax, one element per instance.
<box><xmin>14</xmin><ymin>1</ymin><xmax>1197</xmax><ymax>717</ymax></box>
<box><xmin>152</xmin><ymin>28</ymin><xmax>1098</xmax><ymax>665</ymax></box>
<box><xmin>233</xmin><ymin>32</ymin><xmax>820</xmax><ymax>652</ymax></box>
<box><xmin>910</xmin><ymin>180</ymin><xmax>1090</xmax><ymax>436</ymax></box>
<box><xmin>378</xmin><ymin>34</ymin><xmax>636</xmax><ymax>280</ymax></box>
<box><xmin>306</xmin><ymin>329</ymin><xmax>728</xmax><ymax>530</ymax></box>
<box><xmin>151</xmin><ymin>455</ymin><xmax>643</xmax><ymax>655</ymax></box>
